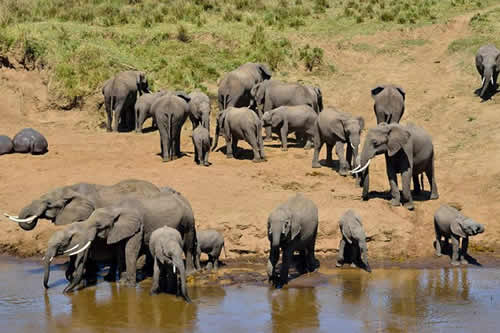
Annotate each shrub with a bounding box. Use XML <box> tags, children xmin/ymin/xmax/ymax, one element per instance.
<box><xmin>299</xmin><ymin>44</ymin><xmax>324</xmax><ymax>71</ymax></box>
<box><xmin>176</xmin><ymin>25</ymin><xmax>190</xmax><ymax>43</ymax></box>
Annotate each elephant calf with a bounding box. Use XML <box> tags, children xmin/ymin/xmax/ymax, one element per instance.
<box><xmin>0</xmin><ymin>135</ymin><xmax>13</xmax><ymax>155</ymax></box>
<box><xmin>196</xmin><ymin>229</ymin><xmax>226</xmax><ymax>270</ymax></box>
<box><xmin>135</xmin><ymin>90</ymin><xmax>167</xmax><ymax>133</ymax></box>
<box><xmin>12</xmin><ymin>128</ymin><xmax>48</xmax><ymax>154</ymax></box>
<box><xmin>336</xmin><ymin>210</ymin><xmax>371</xmax><ymax>272</ymax></box>
<box><xmin>150</xmin><ymin>226</ymin><xmax>191</xmax><ymax>302</ymax></box>
<box><xmin>192</xmin><ymin>125</ymin><xmax>211</xmax><ymax>166</ymax></box>
<box><xmin>262</xmin><ymin>105</ymin><xmax>317</xmax><ymax>151</ymax></box>
<box><xmin>189</xmin><ymin>91</ymin><xmax>211</xmax><ymax>130</ymax></box>
<box><xmin>434</xmin><ymin>205</ymin><xmax>485</xmax><ymax>266</ymax></box>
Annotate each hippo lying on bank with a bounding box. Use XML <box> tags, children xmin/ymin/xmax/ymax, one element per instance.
<box><xmin>12</xmin><ymin>128</ymin><xmax>48</xmax><ymax>154</ymax></box>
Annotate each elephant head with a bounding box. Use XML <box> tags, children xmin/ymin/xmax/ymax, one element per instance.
<box><xmin>5</xmin><ymin>186</ymin><xmax>97</xmax><ymax>230</ymax></box>
<box><xmin>334</xmin><ymin>115</ymin><xmax>365</xmax><ymax>169</ymax></box>
<box><xmin>211</xmin><ymin>109</ymin><xmax>229</xmax><ymax>151</ymax></box>
<box><xmin>250</xmin><ymin>80</ymin><xmax>271</xmax><ymax>111</ymax></box>
<box><xmin>476</xmin><ymin>53</ymin><xmax>500</xmax><ymax>98</ymax></box>
<box><xmin>155</xmin><ymin>240</ymin><xmax>191</xmax><ymax>302</ymax></box>
<box><xmin>135</xmin><ymin>71</ymin><xmax>150</xmax><ymax>95</ymax></box>
<box><xmin>256</xmin><ymin>63</ymin><xmax>272</xmax><ymax>81</ymax></box>
<box><xmin>198</xmin><ymin>100</ymin><xmax>211</xmax><ymax>130</ymax></box>
<box><xmin>261</xmin><ymin>110</ymin><xmax>278</xmax><ymax>128</ymax></box>
<box><xmin>340</xmin><ymin>210</ymin><xmax>371</xmax><ymax>272</ymax></box>
<box><xmin>451</xmin><ymin>215</ymin><xmax>485</xmax><ymax>238</ymax></box>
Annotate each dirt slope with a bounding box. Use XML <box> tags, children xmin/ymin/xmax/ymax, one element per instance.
<box><xmin>0</xmin><ymin>8</ymin><xmax>499</xmax><ymax>263</ymax></box>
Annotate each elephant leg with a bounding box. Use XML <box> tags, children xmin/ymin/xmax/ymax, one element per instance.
<box><xmin>113</xmin><ymin>104</ymin><xmax>124</xmax><ymax>132</ymax></box>
<box><xmin>203</xmin><ymin>149</ymin><xmax>210</xmax><ymax>166</ymax></box>
<box><xmin>451</xmin><ymin>235</ymin><xmax>460</xmax><ymax>266</ymax></box>
<box><xmin>386</xmin><ymin>158</ymin><xmax>400</xmax><ymax>206</ymax></box>
<box><xmin>350</xmin><ymin>246</ymin><xmax>359</xmax><ymax>268</ymax></box>
<box><xmin>226</xmin><ymin>131</ymin><xmax>234</xmax><ymax>158</ymax></box>
<box><xmin>402</xmin><ymin>169</ymin><xmax>414</xmax><ymax>210</ymax></box>
<box><xmin>105</xmin><ymin>99</ymin><xmax>112</xmax><ymax>132</ymax></box>
<box><xmin>326</xmin><ymin>143</ymin><xmax>333</xmax><ymax>165</ymax></box>
<box><xmin>280</xmin><ymin>123</ymin><xmax>288</xmax><ymax>151</ymax></box>
<box><xmin>306</xmin><ymin>242</ymin><xmax>317</xmax><ymax>272</ymax></box>
<box><xmin>312</xmin><ymin>139</ymin><xmax>324</xmax><ymax>168</ymax></box>
<box><xmin>104</xmin><ymin>256</ymin><xmax>117</xmax><ymax>282</ymax></box>
<box><xmin>248</xmin><ymin>134</ymin><xmax>263</xmax><ymax>163</ymax></box>
<box><xmin>413</xmin><ymin>174</ymin><xmax>421</xmax><ymax>194</ymax></box>
<box><xmin>335</xmin><ymin>142</ymin><xmax>348</xmax><ymax>176</ymax></box>
<box><xmin>434</xmin><ymin>222</ymin><xmax>442</xmax><ymax>257</ymax></box>
<box><xmin>124</xmin><ymin>233</ymin><xmax>141</xmax><ymax>287</ymax></box>
<box><xmin>84</xmin><ymin>259</ymin><xmax>98</xmax><ymax>286</ymax></box>
<box><xmin>280</xmin><ymin>247</ymin><xmax>292</xmax><ymax>286</ymax></box>
<box><xmin>206</xmin><ymin>255</ymin><xmax>213</xmax><ymax>271</ymax></box>
<box><xmin>65</xmin><ymin>256</ymin><xmax>76</xmax><ymax>281</ymax></box>
<box><xmin>336</xmin><ymin>239</ymin><xmax>346</xmax><ymax>267</ymax></box>
<box><xmin>426</xmin><ymin>159</ymin><xmax>439</xmax><ymax>200</ymax></box>
<box><xmin>136</xmin><ymin>110</ymin><xmax>147</xmax><ymax>133</ymax></box>
<box><xmin>194</xmin><ymin>141</ymin><xmax>201</xmax><ymax>165</ymax></box>
<box><xmin>175</xmin><ymin>129</ymin><xmax>182</xmax><ymax>158</ymax></box>
<box><xmin>232</xmin><ymin>139</ymin><xmax>239</xmax><ymax>158</ymax></box>
<box><xmin>267</xmin><ymin>247</ymin><xmax>280</xmax><ymax>283</ymax></box>
<box><xmin>460</xmin><ymin>237</ymin><xmax>469</xmax><ymax>264</ymax></box>
<box><xmin>183</xmin><ymin>229</ymin><xmax>196</xmax><ymax>274</ymax></box>
<box><xmin>264</xmin><ymin>126</ymin><xmax>273</xmax><ymax>142</ymax></box>
<box><xmin>150</xmin><ymin>258</ymin><xmax>160</xmax><ymax>294</ymax></box>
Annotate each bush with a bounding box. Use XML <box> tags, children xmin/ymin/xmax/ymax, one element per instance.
<box><xmin>176</xmin><ymin>25</ymin><xmax>190</xmax><ymax>43</ymax></box>
<box><xmin>299</xmin><ymin>44</ymin><xmax>324</xmax><ymax>71</ymax></box>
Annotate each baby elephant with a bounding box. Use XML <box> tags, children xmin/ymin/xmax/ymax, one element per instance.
<box><xmin>336</xmin><ymin>210</ymin><xmax>371</xmax><ymax>272</ymax></box>
<box><xmin>13</xmin><ymin>128</ymin><xmax>48</xmax><ymax>154</ymax></box>
<box><xmin>149</xmin><ymin>226</ymin><xmax>191</xmax><ymax>302</ymax></box>
<box><xmin>434</xmin><ymin>204</ymin><xmax>485</xmax><ymax>266</ymax></box>
<box><xmin>0</xmin><ymin>135</ymin><xmax>13</xmax><ymax>155</ymax></box>
<box><xmin>192</xmin><ymin>125</ymin><xmax>211</xmax><ymax>166</ymax></box>
<box><xmin>262</xmin><ymin>105</ymin><xmax>317</xmax><ymax>151</ymax></box>
<box><xmin>196</xmin><ymin>229</ymin><xmax>226</xmax><ymax>270</ymax></box>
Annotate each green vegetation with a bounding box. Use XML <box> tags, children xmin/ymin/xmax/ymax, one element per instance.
<box><xmin>0</xmin><ymin>0</ymin><xmax>496</xmax><ymax>105</ymax></box>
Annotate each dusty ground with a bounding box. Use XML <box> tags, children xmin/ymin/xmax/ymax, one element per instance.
<box><xmin>0</xmin><ymin>8</ymin><xmax>499</xmax><ymax>265</ymax></box>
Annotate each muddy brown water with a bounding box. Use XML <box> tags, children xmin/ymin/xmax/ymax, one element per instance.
<box><xmin>2</xmin><ymin>257</ymin><xmax>500</xmax><ymax>332</ymax></box>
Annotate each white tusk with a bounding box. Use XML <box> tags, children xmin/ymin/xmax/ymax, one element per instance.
<box><xmin>352</xmin><ymin>164</ymin><xmax>362</xmax><ymax>172</ymax></box>
<box><xmin>492</xmin><ymin>77</ymin><xmax>495</xmax><ymax>85</ymax></box>
<box><xmin>4</xmin><ymin>214</ymin><xmax>37</xmax><ymax>223</ymax></box>
<box><xmin>42</xmin><ymin>256</ymin><xmax>45</xmax><ymax>260</ymax></box>
<box><xmin>64</xmin><ymin>244</ymin><xmax>80</xmax><ymax>253</ymax></box>
<box><xmin>173</xmin><ymin>265</ymin><xmax>176</xmax><ymax>274</ymax></box>
<box><xmin>66</xmin><ymin>241</ymin><xmax>91</xmax><ymax>256</ymax></box>
<box><xmin>350</xmin><ymin>142</ymin><xmax>355</xmax><ymax>150</ymax></box>
<box><xmin>482</xmin><ymin>77</ymin><xmax>485</xmax><ymax>86</ymax></box>
<box><xmin>351</xmin><ymin>159</ymin><xmax>371</xmax><ymax>174</ymax></box>
<box><xmin>50</xmin><ymin>257</ymin><xmax>54</xmax><ymax>263</ymax></box>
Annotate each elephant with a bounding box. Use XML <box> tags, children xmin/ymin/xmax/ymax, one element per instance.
<box><xmin>0</xmin><ymin>135</ymin><xmax>13</xmax><ymax>155</ymax></box>
<box><xmin>371</xmin><ymin>85</ymin><xmax>405</xmax><ymax>124</ymax></box>
<box><xmin>188</xmin><ymin>91</ymin><xmax>211</xmax><ymax>130</ymax></box>
<box><xmin>192</xmin><ymin>124</ymin><xmax>210</xmax><ymax>166</ymax></box>
<box><xmin>261</xmin><ymin>105</ymin><xmax>318</xmax><ymax>151</ymax></box>
<box><xmin>211</xmin><ymin>107</ymin><xmax>266</xmax><ymax>163</ymax></box>
<box><xmin>195</xmin><ymin>229</ymin><xmax>226</xmax><ymax>270</ymax></box>
<box><xmin>434</xmin><ymin>204</ymin><xmax>485</xmax><ymax>266</ymax></box>
<box><xmin>135</xmin><ymin>90</ymin><xmax>168</xmax><ymax>133</ymax></box>
<box><xmin>352</xmin><ymin>123</ymin><xmax>439</xmax><ymax>211</ymax></box>
<box><xmin>102</xmin><ymin>71</ymin><xmax>150</xmax><ymax>132</ymax></box>
<box><xmin>217</xmin><ymin>62</ymin><xmax>272</xmax><ymax>112</ymax></box>
<box><xmin>150</xmin><ymin>226</ymin><xmax>191</xmax><ymax>302</ymax></box>
<box><xmin>250</xmin><ymin>80</ymin><xmax>323</xmax><ymax>140</ymax></box>
<box><xmin>267</xmin><ymin>193</ymin><xmax>319</xmax><ymax>287</ymax></box>
<box><xmin>12</xmin><ymin>128</ymin><xmax>48</xmax><ymax>154</ymax></box>
<box><xmin>4</xmin><ymin>179</ymin><xmax>160</xmax><ymax>231</ymax></box>
<box><xmin>151</xmin><ymin>92</ymin><xmax>191</xmax><ymax>162</ymax></box>
<box><xmin>475</xmin><ymin>44</ymin><xmax>499</xmax><ymax>99</ymax></box>
<box><xmin>311</xmin><ymin>108</ymin><xmax>364</xmax><ymax>176</ymax></box>
<box><xmin>336</xmin><ymin>209</ymin><xmax>371</xmax><ymax>272</ymax></box>
<box><xmin>60</xmin><ymin>190</ymin><xmax>198</xmax><ymax>292</ymax></box>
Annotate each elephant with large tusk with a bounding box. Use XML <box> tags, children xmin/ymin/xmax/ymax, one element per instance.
<box><xmin>352</xmin><ymin>122</ymin><xmax>438</xmax><ymax>210</ymax></box>
<box><xmin>475</xmin><ymin>44</ymin><xmax>499</xmax><ymax>100</ymax></box>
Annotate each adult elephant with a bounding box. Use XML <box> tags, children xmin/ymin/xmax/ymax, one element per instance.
<box><xmin>352</xmin><ymin>123</ymin><xmax>439</xmax><ymax>210</ymax></box>
<box><xmin>151</xmin><ymin>92</ymin><xmax>191</xmax><ymax>162</ymax></box>
<box><xmin>371</xmin><ymin>85</ymin><xmax>405</xmax><ymax>124</ymax></box>
<box><xmin>475</xmin><ymin>44</ymin><xmax>499</xmax><ymax>99</ymax></box>
<box><xmin>188</xmin><ymin>91</ymin><xmax>211</xmax><ymax>130</ymax></box>
<box><xmin>103</xmin><ymin>71</ymin><xmax>151</xmax><ymax>132</ymax></box>
<box><xmin>217</xmin><ymin>62</ymin><xmax>272</xmax><ymax>112</ymax></box>
<box><xmin>4</xmin><ymin>179</ymin><xmax>160</xmax><ymax>230</ymax></box>
<box><xmin>61</xmin><ymin>191</ymin><xmax>198</xmax><ymax>292</ymax></box>
<box><xmin>135</xmin><ymin>90</ymin><xmax>168</xmax><ymax>133</ymax></box>
<box><xmin>312</xmin><ymin>108</ymin><xmax>364</xmax><ymax>176</ymax></box>
<box><xmin>267</xmin><ymin>194</ymin><xmax>319</xmax><ymax>288</ymax></box>
<box><xmin>211</xmin><ymin>107</ymin><xmax>266</xmax><ymax>162</ymax></box>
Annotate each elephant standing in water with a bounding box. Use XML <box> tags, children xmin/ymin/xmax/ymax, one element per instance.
<box><xmin>217</xmin><ymin>62</ymin><xmax>272</xmax><ymax>111</ymax></box>
<box><xmin>150</xmin><ymin>226</ymin><xmax>191</xmax><ymax>302</ymax></box>
<box><xmin>196</xmin><ymin>229</ymin><xmax>226</xmax><ymax>270</ymax></box>
<box><xmin>476</xmin><ymin>44</ymin><xmax>499</xmax><ymax>99</ymax></box>
<box><xmin>267</xmin><ymin>194</ymin><xmax>319</xmax><ymax>287</ymax></box>
<box><xmin>434</xmin><ymin>205</ymin><xmax>485</xmax><ymax>265</ymax></box>
<box><xmin>135</xmin><ymin>90</ymin><xmax>168</xmax><ymax>133</ymax></box>
<box><xmin>336</xmin><ymin>209</ymin><xmax>371</xmax><ymax>272</ymax></box>
<box><xmin>352</xmin><ymin>123</ymin><xmax>438</xmax><ymax>210</ymax></box>
<box><xmin>371</xmin><ymin>85</ymin><xmax>405</xmax><ymax>124</ymax></box>
<box><xmin>103</xmin><ymin>71</ymin><xmax>150</xmax><ymax>132</ymax></box>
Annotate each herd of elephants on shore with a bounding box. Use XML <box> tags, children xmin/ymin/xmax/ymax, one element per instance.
<box><xmin>2</xmin><ymin>43</ymin><xmax>498</xmax><ymax>302</ymax></box>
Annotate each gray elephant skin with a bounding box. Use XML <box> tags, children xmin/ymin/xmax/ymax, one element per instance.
<box><xmin>5</xmin><ymin>179</ymin><xmax>160</xmax><ymax>231</ymax></box>
<box><xmin>212</xmin><ymin>107</ymin><xmax>266</xmax><ymax>163</ymax></box>
<box><xmin>371</xmin><ymin>85</ymin><xmax>405</xmax><ymax>124</ymax></box>
<box><xmin>150</xmin><ymin>226</ymin><xmax>191</xmax><ymax>302</ymax></box>
<box><xmin>475</xmin><ymin>44</ymin><xmax>499</xmax><ymax>99</ymax></box>
<box><xmin>336</xmin><ymin>209</ymin><xmax>371</xmax><ymax>272</ymax></box>
<box><xmin>0</xmin><ymin>135</ymin><xmax>13</xmax><ymax>155</ymax></box>
<box><xmin>217</xmin><ymin>62</ymin><xmax>272</xmax><ymax>111</ymax></box>
<box><xmin>12</xmin><ymin>128</ymin><xmax>48</xmax><ymax>154</ymax></box>
<box><xmin>267</xmin><ymin>193</ymin><xmax>319</xmax><ymax>287</ymax></box>
<box><xmin>135</xmin><ymin>90</ymin><xmax>167</xmax><ymax>133</ymax></box>
<box><xmin>188</xmin><ymin>91</ymin><xmax>211</xmax><ymax>130</ymax></box>
<box><xmin>152</xmin><ymin>92</ymin><xmax>191</xmax><ymax>162</ymax></box>
<box><xmin>62</xmin><ymin>190</ymin><xmax>198</xmax><ymax>292</ymax></box>
<box><xmin>434</xmin><ymin>204</ymin><xmax>485</xmax><ymax>265</ymax></box>
<box><xmin>353</xmin><ymin>123</ymin><xmax>439</xmax><ymax>210</ymax></box>
<box><xmin>312</xmin><ymin>108</ymin><xmax>364</xmax><ymax>176</ymax></box>
<box><xmin>196</xmin><ymin>229</ymin><xmax>226</xmax><ymax>270</ymax></box>
<box><xmin>103</xmin><ymin>71</ymin><xmax>150</xmax><ymax>132</ymax></box>
<box><xmin>192</xmin><ymin>125</ymin><xmax>211</xmax><ymax>166</ymax></box>
<box><xmin>262</xmin><ymin>105</ymin><xmax>317</xmax><ymax>151</ymax></box>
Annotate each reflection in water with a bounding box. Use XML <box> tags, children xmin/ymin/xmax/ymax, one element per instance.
<box><xmin>2</xmin><ymin>257</ymin><xmax>500</xmax><ymax>333</ymax></box>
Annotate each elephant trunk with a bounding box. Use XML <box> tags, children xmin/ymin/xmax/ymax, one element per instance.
<box><xmin>43</xmin><ymin>247</ymin><xmax>57</xmax><ymax>289</ymax></box>
<box><xmin>211</xmin><ymin>120</ymin><xmax>221</xmax><ymax>151</ymax></box>
<box><xmin>201</xmin><ymin>112</ymin><xmax>210</xmax><ymax>131</ymax></box>
<box><xmin>267</xmin><ymin>229</ymin><xmax>281</xmax><ymax>279</ymax></box>
<box><xmin>16</xmin><ymin>202</ymin><xmax>45</xmax><ymax>231</ymax></box>
<box><xmin>63</xmin><ymin>250</ymin><xmax>88</xmax><ymax>293</ymax></box>
<box><xmin>359</xmin><ymin>242</ymin><xmax>371</xmax><ymax>273</ymax></box>
<box><xmin>480</xmin><ymin>68</ymin><xmax>493</xmax><ymax>97</ymax></box>
<box><xmin>175</xmin><ymin>258</ymin><xmax>191</xmax><ymax>303</ymax></box>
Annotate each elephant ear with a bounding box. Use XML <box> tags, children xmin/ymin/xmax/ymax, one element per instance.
<box><xmin>371</xmin><ymin>86</ymin><xmax>385</xmax><ymax>99</ymax></box>
<box><xmin>496</xmin><ymin>53</ymin><xmax>500</xmax><ymax>68</ymax></box>
<box><xmin>340</xmin><ymin>219</ymin><xmax>353</xmax><ymax>244</ymax></box>
<box><xmin>271</xmin><ymin>111</ymin><xmax>282</xmax><ymax>128</ymax></box>
<box><xmin>54</xmin><ymin>191</ymin><xmax>95</xmax><ymax>225</ymax></box>
<box><xmin>451</xmin><ymin>219</ymin><xmax>467</xmax><ymax>238</ymax></box>
<box><xmin>175</xmin><ymin>92</ymin><xmax>191</xmax><ymax>103</ymax></box>
<box><xmin>332</xmin><ymin>118</ymin><xmax>347</xmax><ymax>141</ymax></box>
<box><xmin>387</xmin><ymin>126</ymin><xmax>411</xmax><ymax>157</ymax></box>
<box><xmin>356</xmin><ymin>116</ymin><xmax>365</xmax><ymax>132</ymax></box>
<box><xmin>475</xmin><ymin>54</ymin><xmax>484</xmax><ymax>70</ymax></box>
<box><xmin>107</xmin><ymin>210</ymin><xmax>143</xmax><ymax>245</ymax></box>
<box><xmin>395</xmin><ymin>86</ymin><xmax>406</xmax><ymax>101</ymax></box>
<box><xmin>314</xmin><ymin>87</ymin><xmax>323</xmax><ymax>112</ymax></box>
<box><xmin>258</xmin><ymin>64</ymin><xmax>272</xmax><ymax>80</ymax></box>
